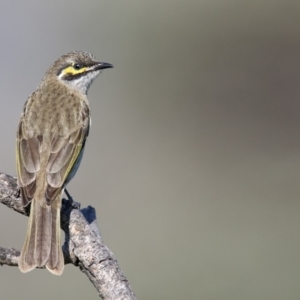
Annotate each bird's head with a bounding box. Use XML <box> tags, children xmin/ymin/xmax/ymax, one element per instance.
<box><xmin>43</xmin><ymin>51</ymin><xmax>113</xmax><ymax>95</ymax></box>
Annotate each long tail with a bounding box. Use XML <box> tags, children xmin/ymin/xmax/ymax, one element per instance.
<box><xmin>18</xmin><ymin>196</ymin><xmax>64</xmax><ymax>275</ymax></box>
<box><xmin>46</xmin><ymin>198</ymin><xmax>64</xmax><ymax>275</ymax></box>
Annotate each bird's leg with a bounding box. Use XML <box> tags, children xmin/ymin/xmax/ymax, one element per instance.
<box><xmin>15</xmin><ymin>187</ymin><xmax>21</xmax><ymax>198</ymax></box>
<box><xmin>64</xmin><ymin>188</ymin><xmax>81</xmax><ymax>209</ymax></box>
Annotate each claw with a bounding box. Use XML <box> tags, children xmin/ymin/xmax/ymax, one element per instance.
<box><xmin>64</xmin><ymin>189</ymin><xmax>81</xmax><ymax>209</ymax></box>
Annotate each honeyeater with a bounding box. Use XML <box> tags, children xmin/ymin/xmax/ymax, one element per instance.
<box><xmin>16</xmin><ymin>51</ymin><xmax>113</xmax><ymax>275</ymax></box>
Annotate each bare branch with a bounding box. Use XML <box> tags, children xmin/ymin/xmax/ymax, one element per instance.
<box><xmin>0</xmin><ymin>172</ymin><xmax>137</xmax><ymax>300</ymax></box>
<box><xmin>0</xmin><ymin>247</ymin><xmax>20</xmax><ymax>266</ymax></box>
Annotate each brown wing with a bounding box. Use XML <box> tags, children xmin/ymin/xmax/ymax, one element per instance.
<box><xmin>45</xmin><ymin>126</ymin><xmax>88</xmax><ymax>204</ymax></box>
<box><xmin>16</xmin><ymin>118</ymin><xmax>89</xmax><ymax>207</ymax></box>
<box><xmin>16</xmin><ymin>120</ymin><xmax>40</xmax><ymax>206</ymax></box>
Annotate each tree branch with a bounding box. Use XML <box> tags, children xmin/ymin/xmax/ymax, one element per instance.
<box><xmin>0</xmin><ymin>172</ymin><xmax>137</xmax><ymax>300</ymax></box>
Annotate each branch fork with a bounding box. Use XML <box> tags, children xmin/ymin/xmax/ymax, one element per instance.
<box><xmin>0</xmin><ymin>172</ymin><xmax>136</xmax><ymax>300</ymax></box>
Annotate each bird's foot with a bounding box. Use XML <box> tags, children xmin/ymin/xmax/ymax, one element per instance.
<box><xmin>64</xmin><ymin>189</ymin><xmax>81</xmax><ymax>209</ymax></box>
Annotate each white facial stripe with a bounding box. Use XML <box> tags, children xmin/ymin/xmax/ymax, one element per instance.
<box><xmin>58</xmin><ymin>70</ymin><xmax>101</xmax><ymax>95</ymax></box>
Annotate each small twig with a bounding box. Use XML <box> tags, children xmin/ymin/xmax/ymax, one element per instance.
<box><xmin>0</xmin><ymin>172</ymin><xmax>137</xmax><ymax>300</ymax></box>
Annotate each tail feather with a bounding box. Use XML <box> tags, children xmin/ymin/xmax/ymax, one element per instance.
<box><xmin>35</xmin><ymin>201</ymin><xmax>52</xmax><ymax>267</ymax></box>
<box><xmin>46</xmin><ymin>203</ymin><xmax>64</xmax><ymax>275</ymax></box>
<box><xmin>19</xmin><ymin>199</ymin><xmax>39</xmax><ymax>272</ymax></box>
<box><xmin>18</xmin><ymin>197</ymin><xmax>64</xmax><ymax>275</ymax></box>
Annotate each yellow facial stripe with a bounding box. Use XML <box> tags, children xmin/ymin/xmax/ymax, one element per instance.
<box><xmin>62</xmin><ymin>66</ymin><xmax>88</xmax><ymax>76</ymax></box>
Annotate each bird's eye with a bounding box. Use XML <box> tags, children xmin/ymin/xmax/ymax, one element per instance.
<box><xmin>73</xmin><ymin>63</ymin><xmax>82</xmax><ymax>70</ymax></box>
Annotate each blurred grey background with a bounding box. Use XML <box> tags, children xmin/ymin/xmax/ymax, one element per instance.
<box><xmin>0</xmin><ymin>0</ymin><xmax>300</xmax><ymax>299</ymax></box>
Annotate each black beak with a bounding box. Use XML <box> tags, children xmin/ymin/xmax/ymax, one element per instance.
<box><xmin>93</xmin><ymin>62</ymin><xmax>114</xmax><ymax>71</ymax></box>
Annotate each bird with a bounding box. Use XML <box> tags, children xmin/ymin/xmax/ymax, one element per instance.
<box><xmin>16</xmin><ymin>51</ymin><xmax>113</xmax><ymax>275</ymax></box>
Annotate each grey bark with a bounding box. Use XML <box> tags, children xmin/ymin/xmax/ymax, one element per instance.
<box><xmin>0</xmin><ymin>172</ymin><xmax>137</xmax><ymax>300</ymax></box>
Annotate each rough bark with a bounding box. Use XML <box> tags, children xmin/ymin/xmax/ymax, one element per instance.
<box><xmin>0</xmin><ymin>172</ymin><xmax>137</xmax><ymax>300</ymax></box>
